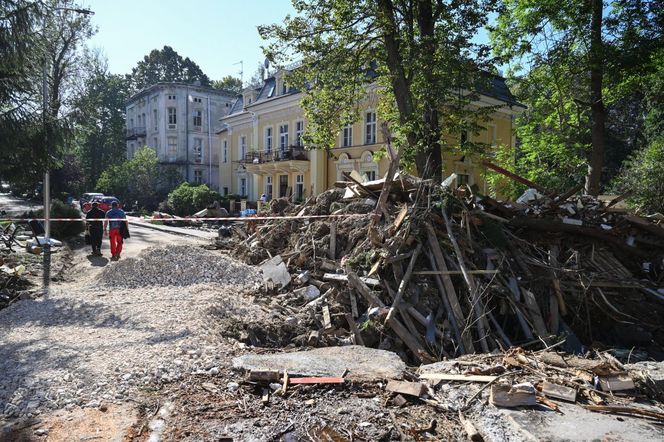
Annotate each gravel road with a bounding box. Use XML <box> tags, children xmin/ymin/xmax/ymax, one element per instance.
<box><xmin>0</xmin><ymin>225</ymin><xmax>260</xmax><ymax>428</ymax></box>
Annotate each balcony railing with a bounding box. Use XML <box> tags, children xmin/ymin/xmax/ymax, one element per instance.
<box><xmin>126</xmin><ymin>126</ymin><xmax>146</xmax><ymax>139</ymax></box>
<box><xmin>241</xmin><ymin>146</ymin><xmax>308</xmax><ymax>164</ymax></box>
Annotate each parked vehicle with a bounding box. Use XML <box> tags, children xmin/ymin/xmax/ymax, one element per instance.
<box><xmin>82</xmin><ymin>196</ymin><xmax>121</xmax><ymax>213</ymax></box>
<box><xmin>79</xmin><ymin>192</ymin><xmax>104</xmax><ymax>210</ymax></box>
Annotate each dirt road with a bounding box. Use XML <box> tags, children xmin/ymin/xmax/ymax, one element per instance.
<box><xmin>0</xmin><ymin>223</ymin><xmax>258</xmax><ymax>441</ymax></box>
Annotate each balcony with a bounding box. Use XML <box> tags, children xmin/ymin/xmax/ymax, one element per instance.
<box><xmin>241</xmin><ymin>146</ymin><xmax>309</xmax><ymax>175</ymax></box>
<box><xmin>126</xmin><ymin>126</ymin><xmax>146</xmax><ymax>140</ymax></box>
<box><xmin>241</xmin><ymin>146</ymin><xmax>308</xmax><ymax>164</ymax></box>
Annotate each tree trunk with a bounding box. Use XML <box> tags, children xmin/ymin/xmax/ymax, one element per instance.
<box><xmin>585</xmin><ymin>0</ymin><xmax>605</xmax><ymax>196</ymax></box>
<box><xmin>415</xmin><ymin>0</ymin><xmax>442</xmax><ymax>182</ymax></box>
<box><xmin>376</xmin><ymin>0</ymin><xmax>414</xmax><ymax>134</ymax></box>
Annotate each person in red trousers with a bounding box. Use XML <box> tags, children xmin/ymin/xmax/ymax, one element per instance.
<box><xmin>104</xmin><ymin>201</ymin><xmax>126</xmax><ymax>261</ymax></box>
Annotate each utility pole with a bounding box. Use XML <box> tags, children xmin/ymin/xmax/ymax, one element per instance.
<box><xmin>42</xmin><ymin>6</ymin><xmax>94</xmax><ymax>295</ymax></box>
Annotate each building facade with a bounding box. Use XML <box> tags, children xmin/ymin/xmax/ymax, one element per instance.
<box><xmin>126</xmin><ymin>83</ymin><xmax>236</xmax><ymax>191</ymax></box>
<box><xmin>218</xmin><ymin>70</ymin><xmax>524</xmax><ymax>201</ymax></box>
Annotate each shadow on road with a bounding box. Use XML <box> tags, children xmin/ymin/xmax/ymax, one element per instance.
<box><xmin>86</xmin><ymin>255</ymin><xmax>109</xmax><ymax>267</ymax></box>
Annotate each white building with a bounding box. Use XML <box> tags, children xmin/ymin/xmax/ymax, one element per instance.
<box><xmin>125</xmin><ymin>83</ymin><xmax>236</xmax><ymax>190</ymax></box>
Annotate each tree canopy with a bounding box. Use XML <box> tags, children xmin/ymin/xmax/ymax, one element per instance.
<box><xmin>260</xmin><ymin>0</ymin><xmax>500</xmax><ymax>181</ymax></box>
<box><xmin>74</xmin><ymin>51</ymin><xmax>130</xmax><ymax>190</ymax></box>
<box><xmin>0</xmin><ymin>0</ymin><xmax>94</xmax><ymax>193</ymax></box>
<box><xmin>491</xmin><ymin>0</ymin><xmax>664</xmax><ymax>195</ymax></box>
<box><xmin>212</xmin><ymin>75</ymin><xmax>243</xmax><ymax>94</ymax></box>
<box><xmin>128</xmin><ymin>45</ymin><xmax>211</xmax><ymax>92</ymax></box>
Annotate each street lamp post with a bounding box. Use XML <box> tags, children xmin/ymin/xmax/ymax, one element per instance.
<box><xmin>42</xmin><ymin>6</ymin><xmax>94</xmax><ymax>294</ymax></box>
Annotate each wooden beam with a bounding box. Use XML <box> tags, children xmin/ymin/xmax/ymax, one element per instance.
<box><xmin>424</xmin><ymin>222</ymin><xmax>474</xmax><ymax>353</ymax></box>
<box><xmin>480</xmin><ymin>160</ymin><xmax>549</xmax><ymax>194</ymax></box>
<box><xmin>386</xmin><ymin>242</ymin><xmax>422</xmax><ymax>321</ymax></box>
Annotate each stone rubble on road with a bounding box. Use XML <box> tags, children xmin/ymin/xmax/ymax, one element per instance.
<box><xmin>0</xmin><ymin>243</ymin><xmax>261</xmax><ymax>424</ymax></box>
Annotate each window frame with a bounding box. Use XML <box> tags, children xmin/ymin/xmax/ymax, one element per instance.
<box><xmin>279</xmin><ymin>123</ymin><xmax>289</xmax><ymax>150</ymax></box>
<box><xmin>342</xmin><ymin>124</ymin><xmax>353</xmax><ymax>147</ymax></box>
<box><xmin>167</xmin><ymin>107</ymin><xmax>177</xmax><ymax>127</ymax></box>
<box><xmin>265</xmin><ymin>126</ymin><xmax>273</xmax><ymax>153</ymax></box>
<box><xmin>193</xmin><ymin>138</ymin><xmax>203</xmax><ymax>163</ymax></box>
<box><xmin>295</xmin><ymin>120</ymin><xmax>304</xmax><ymax>146</ymax></box>
<box><xmin>167</xmin><ymin>136</ymin><xmax>177</xmax><ymax>160</ymax></box>
<box><xmin>364</xmin><ymin>111</ymin><xmax>376</xmax><ymax>145</ymax></box>
<box><xmin>193</xmin><ymin>169</ymin><xmax>203</xmax><ymax>184</ymax></box>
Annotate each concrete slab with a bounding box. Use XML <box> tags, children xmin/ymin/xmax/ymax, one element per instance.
<box><xmin>470</xmin><ymin>401</ymin><xmax>664</xmax><ymax>442</ymax></box>
<box><xmin>232</xmin><ymin>345</ymin><xmax>406</xmax><ymax>381</ymax></box>
<box><xmin>260</xmin><ymin>255</ymin><xmax>291</xmax><ymax>289</ymax></box>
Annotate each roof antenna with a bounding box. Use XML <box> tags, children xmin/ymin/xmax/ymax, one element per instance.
<box><xmin>234</xmin><ymin>60</ymin><xmax>244</xmax><ymax>86</ymax></box>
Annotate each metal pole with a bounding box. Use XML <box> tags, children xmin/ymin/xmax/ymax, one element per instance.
<box><xmin>207</xmin><ymin>96</ymin><xmax>212</xmax><ymax>186</ymax></box>
<box><xmin>42</xmin><ymin>41</ymin><xmax>51</xmax><ymax>294</ymax></box>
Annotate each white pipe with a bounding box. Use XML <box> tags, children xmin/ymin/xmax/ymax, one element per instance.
<box><xmin>207</xmin><ymin>96</ymin><xmax>212</xmax><ymax>187</ymax></box>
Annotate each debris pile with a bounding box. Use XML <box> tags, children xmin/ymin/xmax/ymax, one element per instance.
<box><xmin>228</xmin><ymin>169</ymin><xmax>664</xmax><ymax>363</ymax></box>
<box><xmin>99</xmin><ymin>245</ymin><xmax>261</xmax><ymax>288</ymax></box>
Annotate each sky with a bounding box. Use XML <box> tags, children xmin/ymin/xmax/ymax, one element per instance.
<box><xmin>84</xmin><ymin>0</ymin><xmax>296</xmax><ymax>83</ymax></box>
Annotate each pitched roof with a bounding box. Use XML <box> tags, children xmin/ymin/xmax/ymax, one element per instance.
<box><xmin>228</xmin><ymin>95</ymin><xmax>244</xmax><ymax>115</ymax></box>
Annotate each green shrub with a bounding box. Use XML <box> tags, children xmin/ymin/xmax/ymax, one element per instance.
<box><xmin>167</xmin><ymin>183</ymin><xmax>221</xmax><ymax>216</ymax></box>
<box><xmin>35</xmin><ymin>199</ymin><xmax>84</xmax><ymax>239</ymax></box>
<box><xmin>610</xmin><ymin>139</ymin><xmax>664</xmax><ymax>213</ymax></box>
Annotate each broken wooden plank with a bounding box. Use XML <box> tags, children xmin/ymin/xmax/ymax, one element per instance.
<box><xmin>541</xmin><ymin>381</ymin><xmax>577</xmax><ymax>402</ymax></box>
<box><xmin>480</xmin><ymin>160</ymin><xmax>549</xmax><ymax>194</ymax></box>
<box><xmin>549</xmin><ymin>245</ymin><xmax>567</xmax><ymax>316</ymax></box>
<box><xmin>288</xmin><ymin>377</ymin><xmax>345</xmax><ymax>385</ymax></box>
<box><xmin>521</xmin><ymin>288</ymin><xmax>549</xmax><ymax>337</ymax></box>
<box><xmin>458</xmin><ymin>412</ymin><xmax>484</xmax><ymax>442</ymax></box>
<box><xmin>328</xmin><ymin>221</ymin><xmax>336</xmax><ymax>259</ymax></box>
<box><xmin>412</xmin><ymin>269</ymin><xmax>499</xmax><ymax>276</ymax></box>
<box><xmin>441</xmin><ymin>210</ymin><xmax>490</xmax><ymax>353</ymax></box>
<box><xmin>323</xmin><ymin>273</ymin><xmax>380</xmax><ymax>286</ymax></box>
<box><xmin>249</xmin><ymin>370</ymin><xmax>280</xmax><ymax>383</ymax></box>
<box><xmin>599</xmin><ymin>373</ymin><xmax>635</xmax><ymax>392</ymax></box>
<box><xmin>347</xmin><ymin>272</ymin><xmax>384</xmax><ymax>307</ymax></box>
<box><xmin>391</xmin><ymin>205</ymin><xmax>409</xmax><ymax>233</ymax></box>
<box><xmin>583</xmin><ymin>404</ymin><xmax>664</xmax><ymax>421</ymax></box>
<box><xmin>386</xmin><ymin>242</ymin><xmax>422</xmax><ymax>321</ymax></box>
<box><xmin>386</xmin><ymin>380</ymin><xmax>426</xmax><ymax>398</ymax></box>
<box><xmin>424</xmin><ymin>222</ymin><xmax>474</xmax><ymax>353</ymax></box>
<box><xmin>386</xmin><ymin>315</ymin><xmax>434</xmax><ymax>364</ymax></box>
<box><xmin>345</xmin><ymin>313</ymin><xmax>365</xmax><ymax>346</ymax></box>
<box><xmin>489</xmin><ymin>383</ymin><xmax>538</xmax><ymax>408</ymax></box>
<box><xmin>420</xmin><ymin>373</ymin><xmax>498</xmax><ymax>383</ymax></box>
<box><xmin>421</xmin><ymin>250</ymin><xmax>464</xmax><ymax>353</ymax></box>
<box><xmin>509</xmin><ymin>217</ymin><xmax>651</xmax><ymax>258</ymax></box>
<box><xmin>349</xmin><ymin>292</ymin><xmax>359</xmax><ymax>318</ymax></box>
<box><xmin>322</xmin><ymin>305</ymin><xmax>332</xmax><ymax>330</ymax></box>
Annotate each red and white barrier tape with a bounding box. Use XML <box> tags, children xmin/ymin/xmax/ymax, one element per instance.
<box><xmin>0</xmin><ymin>213</ymin><xmax>367</xmax><ymax>223</ymax></box>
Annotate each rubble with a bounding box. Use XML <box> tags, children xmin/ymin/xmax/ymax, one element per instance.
<box><xmin>222</xmin><ymin>168</ymin><xmax>664</xmax><ymax>364</ymax></box>
<box><xmin>98</xmin><ymin>245</ymin><xmax>261</xmax><ymax>288</ymax></box>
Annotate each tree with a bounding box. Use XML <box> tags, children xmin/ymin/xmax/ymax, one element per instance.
<box><xmin>74</xmin><ymin>51</ymin><xmax>130</xmax><ymax>190</ymax></box>
<box><xmin>212</xmin><ymin>75</ymin><xmax>243</xmax><ymax>94</ymax></box>
<box><xmin>492</xmin><ymin>0</ymin><xmax>663</xmax><ymax>195</ymax></box>
<box><xmin>259</xmin><ymin>0</ymin><xmax>499</xmax><ymax>181</ymax></box>
<box><xmin>129</xmin><ymin>46</ymin><xmax>211</xmax><ymax>92</ymax></box>
<box><xmin>0</xmin><ymin>0</ymin><xmax>94</xmax><ymax>193</ymax></box>
<box><xmin>97</xmin><ymin>147</ymin><xmax>182</xmax><ymax>211</ymax></box>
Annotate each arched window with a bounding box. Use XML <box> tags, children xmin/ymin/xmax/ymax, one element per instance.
<box><xmin>359</xmin><ymin>151</ymin><xmax>379</xmax><ymax>181</ymax></box>
<box><xmin>336</xmin><ymin>153</ymin><xmax>355</xmax><ymax>181</ymax></box>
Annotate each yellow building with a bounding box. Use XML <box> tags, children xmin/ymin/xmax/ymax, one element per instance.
<box><xmin>218</xmin><ymin>69</ymin><xmax>523</xmax><ymax>202</ymax></box>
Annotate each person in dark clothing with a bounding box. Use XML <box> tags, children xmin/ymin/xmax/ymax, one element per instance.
<box><xmin>85</xmin><ymin>202</ymin><xmax>105</xmax><ymax>256</ymax></box>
